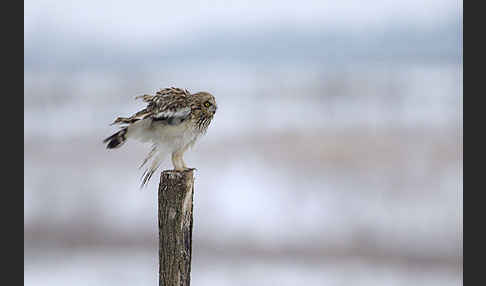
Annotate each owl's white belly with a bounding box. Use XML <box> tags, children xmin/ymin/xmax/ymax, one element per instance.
<box><xmin>126</xmin><ymin>119</ymin><xmax>199</xmax><ymax>152</ymax></box>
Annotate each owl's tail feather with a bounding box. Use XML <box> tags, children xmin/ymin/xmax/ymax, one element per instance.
<box><xmin>140</xmin><ymin>145</ymin><xmax>164</xmax><ymax>188</ymax></box>
<box><xmin>140</xmin><ymin>156</ymin><xmax>163</xmax><ymax>188</ymax></box>
<box><xmin>139</xmin><ymin>144</ymin><xmax>158</xmax><ymax>169</ymax></box>
<box><xmin>103</xmin><ymin>127</ymin><xmax>128</xmax><ymax>149</ymax></box>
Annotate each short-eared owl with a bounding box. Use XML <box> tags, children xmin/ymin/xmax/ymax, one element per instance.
<box><xmin>103</xmin><ymin>87</ymin><xmax>217</xmax><ymax>187</ymax></box>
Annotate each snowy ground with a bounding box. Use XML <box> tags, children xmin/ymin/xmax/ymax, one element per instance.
<box><xmin>25</xmin><ymin>246</ymin><xmax>460</xmax><ymax>286</ymax></box>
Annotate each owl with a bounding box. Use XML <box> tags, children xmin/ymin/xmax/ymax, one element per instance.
<box><xmin>103</xmin><ymin>87</ymin><xmax>217</xmax><ymax>187</ymax></box>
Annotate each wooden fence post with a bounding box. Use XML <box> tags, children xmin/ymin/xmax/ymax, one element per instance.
<box><xmin>158</xmin><ymin>169</ymin><xmax>195</xmax><ymax>286</ymax></box>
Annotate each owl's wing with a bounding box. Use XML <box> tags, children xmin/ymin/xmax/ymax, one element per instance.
<box><xmin>151</xmin><ymin>105</ymin><xmax>191</xmax><ymax>125</ymax></box>
<box><xmin>111</xmin><ymin>87</ymin><xmax>192</xmax><ymax>126</ymax></box>
<box><xmin>110</xmin><ymin>108</ymin><xmax>153</xmax><ymax>125</ymax></box>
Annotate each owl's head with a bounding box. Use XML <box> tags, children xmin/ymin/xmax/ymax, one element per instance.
<box><xmin>194</xmin><ymin>92</ymin><xmax>217</xmax><ymax>115</ymax></box>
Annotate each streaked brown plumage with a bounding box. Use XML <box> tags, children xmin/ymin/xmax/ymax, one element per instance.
<box><xmin>103</xmin><ymin>87</ymin><xmax>217</xmax><ymax>187</ymax></box>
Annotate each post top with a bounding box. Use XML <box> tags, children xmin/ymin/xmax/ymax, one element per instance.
<box><xmin>161</xmin><ymin>169</ymin><xmax>195</xmax><ymax>181</ymax></box>
<box><xmin>162</xmin><ymin>168</ymin><xmax>196</xmax><ymax>174</ymax></box>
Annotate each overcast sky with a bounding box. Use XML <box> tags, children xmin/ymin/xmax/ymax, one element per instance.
<box><xmin>24</xmin><ymin>0</ymin><xmax>462</xmax><ymax>71</ymax></box>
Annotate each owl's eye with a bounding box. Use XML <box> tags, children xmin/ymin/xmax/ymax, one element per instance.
<box><xmin>204</xmin><ymin>102</ymin><xmax>211</xmax><ymax>107</ymax></box>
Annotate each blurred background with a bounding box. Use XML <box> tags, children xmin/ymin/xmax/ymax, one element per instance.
<box><xmin>24</xmin><ymin>0</ymin><xmax>462</xmax><ymax>285</ymax></box>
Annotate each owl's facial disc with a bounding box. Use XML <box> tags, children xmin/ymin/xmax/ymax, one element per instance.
<box><xmin>203</xmin><ymin>100</ymin><xmax>217</xmax><ymax>114</ymax></box>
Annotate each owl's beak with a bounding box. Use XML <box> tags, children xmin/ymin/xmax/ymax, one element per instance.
<box><xmin>210</xmin><ymin>105</ymin><xmax>217</xmax><ymax>114</ymax></box>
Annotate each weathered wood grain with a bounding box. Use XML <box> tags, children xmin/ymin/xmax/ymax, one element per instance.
<box><xmin>158</xmin><ymin>169</ymin><xmax>195</xmax><ymax>286</ymax></box>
